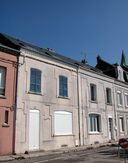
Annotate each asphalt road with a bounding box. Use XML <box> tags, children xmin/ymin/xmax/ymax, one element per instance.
<box><xmin>1</xmin><ymin>146</ymin><xmax>128</xmax><ymax>163</ymax></box>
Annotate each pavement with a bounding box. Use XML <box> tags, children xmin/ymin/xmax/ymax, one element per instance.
<box><xmin>0</xmin><ymin>142</ymin><xmax>119</xmax><ymax>162</ymax></box>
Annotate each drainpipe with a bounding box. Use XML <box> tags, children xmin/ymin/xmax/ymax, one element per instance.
<box><xmin>112</xmin><ymin>84</ymin><xmax>117</xmax><ymax>140</ymax></box>
<box><xmin>77</xmin><ymin>66</ymin><xmax>81</xmax><ymax>146</ymax></box>
<box><xmin>12</xmin><ymin>54</ymin><xmax>19</xmax><ymax>154</ymax></box>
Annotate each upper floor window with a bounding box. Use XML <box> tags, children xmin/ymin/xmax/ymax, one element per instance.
<box><xmin>0</xmin><ymin>67</ymin><xmax>6</xmax><ymax>96</ymax></box>
<box><xmin>124</xmin><ymin>93</ymin><xmax>128</xmax><ymax>107</ymax></box>
<box><xmin>59</xmin><ymin>75</ymin><xmax>68</xmax><ymax>97</ymax></box>
<box><xmin>106</xmin><ymin>88</ymin><xmax>112</xmax><ymax>104</ymax></box>
<box><xmin>30</xmin><ymin>68</ymin><xmax>41</xmax><ymax>93</ymax></box>
<box><xmin>89</xmin><ymin>114</ymin><xmax>101</xmax><ymax>133</ymax></box>
<box><xmin>117</xmin><ymin>91</ymin><xmax>123</xmax><ymax>106</ymax></box>
<box><xmin>90</xmin><ymin>84</ymin><xmax>97</xmax><ymax>102</ymax></box>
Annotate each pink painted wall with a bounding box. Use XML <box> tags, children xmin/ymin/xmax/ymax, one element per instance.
<box><xmin>0</xmin><ymin>51</ymin><xmax>17</xmax><ymax>155</ymax></box>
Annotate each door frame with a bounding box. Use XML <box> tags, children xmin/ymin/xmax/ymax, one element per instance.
<box><xmin>108</xmin><ymin>116</ymin><xmax>113</xmax><ymax>140</ymax></box>
<box><xmin>29</xmin><ymin>109</ymin><xmax>40</xmax><ymax>150</ymax></box>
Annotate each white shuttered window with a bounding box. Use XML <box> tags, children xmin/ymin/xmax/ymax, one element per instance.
<box><xmin>54</xmin><ymin>111</ymin><xmax>72</xmax><ymax>135</ymax></box>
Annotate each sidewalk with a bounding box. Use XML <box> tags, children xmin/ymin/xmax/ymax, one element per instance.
<box><xmin>0</xmin><ymin>142</ymin><xmax>118</xmax><ymax>162</ymax></box>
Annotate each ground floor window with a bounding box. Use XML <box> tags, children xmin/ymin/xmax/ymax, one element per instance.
<box><xmin>89</xmin><ymin>114</ymin><xmax>101</xmax><ymax>133</ymax></box>
<box><xmin>54</xmin><ymin>111</ymin><xmax>72</xmax><ymax>135</ymax></box>
<box><xmin>119</xmin><ymin>117</ymin><xmax>124</xmax><ymax>132</ymax></box>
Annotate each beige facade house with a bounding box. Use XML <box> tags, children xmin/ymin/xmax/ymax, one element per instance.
<box><xmin>15</xmin><ymin>48</ymin><xmax>80</xmax><ymax>153</ymax></box>
<box><xmin>77</xmin><ymin>65</ymin><xmax>116</xmax><ymax>146</ymax></box>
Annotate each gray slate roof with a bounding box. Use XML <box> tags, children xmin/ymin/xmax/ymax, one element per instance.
<box><xmin>0</xmin><ymin>33</ymin><xmax>100</xmax><ymax>72</ymax></box>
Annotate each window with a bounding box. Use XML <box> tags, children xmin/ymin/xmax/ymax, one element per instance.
<box><xmin>119</xmin><ymin>117</ymin><xmax>124</xmax><ymax>132</ymax></box>
<box><xmin>59</xmin><ymin>75</ymin><xmax>68</xmax><ymax>97</ymax></box>
<box><xmin>4</xmin><ymin>110</ymin><xmax>9</xmax><ymax>124</ymax></box>
<box><xmin>89</xmin><ymin>114</ymin><xmax>101</xmax><ymax>132</ymax></box>
<box><xmin>54</xmin><ymin>111</ymin><xmax>72</xmax><ymax>135</ymax></box>
<box><xmin>30</xmin><ymin>68</ymin><xmax>41</xmax><ymax>93</ymax></box>
<box><xmin>106</xmin><ymin>88</ymin><xmax>112</xmax><ymax>104</ymax></box>
<box><xmin>0</xmin><ymin>67</ymin><xmax>6</xmax><ymax>96</ymax></box>
<box><xmin>117</xmin><ymin>91</ymin><xmax>123</xmax><ymax>106</ymax></box>
<box><xmin>90</xmin><ymin>84</ymin><xmax>97</xmax><ymax>101</ymax></box>
<box><xmin>118</xmin><ymin>70</ymin><xmax>122</xmax><ymax>80</ymax></box>
<box><xmin>124</xmin><ymin>93</ymin><xmax>128</xmax><ymax>107</ymax></box>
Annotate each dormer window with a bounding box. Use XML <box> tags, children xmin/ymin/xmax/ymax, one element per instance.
<box><xmin>117</xmin><ymin>66</ymin><xmax>124</xmax><ymax>82</ymax></box>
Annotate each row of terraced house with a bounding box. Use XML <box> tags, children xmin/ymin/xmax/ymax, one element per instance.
<box><xmin>1</xmin><ymin>33</ymin><xmax>128</xmax><ymax>155</ymax></box>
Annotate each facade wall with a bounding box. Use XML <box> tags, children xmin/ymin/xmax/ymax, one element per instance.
<box><xmin>114</xmin><ymin>81</ymin><xmax>128</xmax><ymax>139</ymax></box>
<box><xmin>14</xmin><ymin>48</ymin><xmax>128</xmax><ymax>154</ymax></box>
<box><xmin>78</xmin><ymin>69</ymin><xmax>116</xmax><ymax>146</ymax></box>
<box><xmin>15</xmin><ymin>50</ymin><xmax>79</xmax><ymax>153</ymax></box>
<box><xmin>0</xmin><ymin>51</ymin><xmax>17</xmax><ymax>155</ymax></box>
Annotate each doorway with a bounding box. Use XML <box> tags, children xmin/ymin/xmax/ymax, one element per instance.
<box><xmin>29</xmin><ymin>110</ymin><xmax>39</xmax><ymax>150</ymax></box>
<box><xmin>108</xmin><ymin>117</ymin><xmax>113</xmax><ymax>140</ymax></box>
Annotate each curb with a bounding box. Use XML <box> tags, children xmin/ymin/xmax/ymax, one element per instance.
<box><xmin>0</xmin><ymin>142</ymin><xmax>118</xmax><ymax>162</ymax></box>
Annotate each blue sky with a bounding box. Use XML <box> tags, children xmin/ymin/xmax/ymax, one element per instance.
<box><xmin>1</xmin><ymin>0</ymin><xmax>128</xmax><ymax>66</ymax></box>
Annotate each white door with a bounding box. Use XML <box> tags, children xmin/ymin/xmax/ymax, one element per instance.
<box><xmin>29</xmin><ymin>110</ymin><xmax>39</xmax><ymax>150</ymax></box>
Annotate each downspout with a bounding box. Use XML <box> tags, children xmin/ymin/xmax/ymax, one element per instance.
<box><xmin>77</xmin><ymin>65</ymin><xmax>81</xmax><ymax>146</ymax></box>
<box><xmin>112</xmin><ymin>83</ymin><xmax>117</xmax><ymax>140</ymax></box>
<box><xmin>12</xmin><ymin>54</ymin><xmax>19</xmax><ymax>154</ymax></box>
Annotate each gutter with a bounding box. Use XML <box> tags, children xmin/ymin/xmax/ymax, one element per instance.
<box><xmin>12</xmin><ymin>53</ymin><xmax>20</xmax><ymax>154</ymax></box>
<box><xmin>76</xmin><ymin>65</ymin><xmax>81</xmax><ymax>146</ymax></box>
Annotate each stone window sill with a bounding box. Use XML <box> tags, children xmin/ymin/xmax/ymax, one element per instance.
<box><xmin>2</xmin><ymin>123</ymin><xmax>9</xmax><ymax>127</ymax></box>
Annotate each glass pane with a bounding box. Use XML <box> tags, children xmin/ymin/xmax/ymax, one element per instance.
<box><xmin>106</xmin><ymin>88</ymin><xmax>111</xmax><ymax>103</ymax></box>
<box><xmin>89</xmin><ymin>114</ymin><xmax>100</xmax><ymax>132</ymax></box>
<box><xmin>0</xmin><ymin>67</ymin><xmax>5</xmax><ymax>95</ymax></box>
<box><xmin>30</xmin><ymin>68</ymin><xmax>41</xmax><ymax>93</ymax></box>
<box><xmin>91</xmin><ymin>84</ymin><xmax>96</xmax><ymax>101</ymax></box>
<box><xmin>59</xmin><ymin>76</ymin><xmax>68</xmax><ymax>96</ymax></box>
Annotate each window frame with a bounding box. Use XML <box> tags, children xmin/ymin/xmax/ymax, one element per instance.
<box><xmin>124</xmin><ymin>93</ymin><xmax>128</xmax><ymax>107</ymax></box>
<box><xmin>117</xmin><ymin>91</ymin><xmax>123</xmax><ymax>106</ymax></box>
<box><xmin>54</xmin><ymin>111</ymin><xmax>73</xmax><ymax>135</ymax></box>
<box><xmin>106</xmin><ymin>88</ymin><xmax>112</xmax><ymax>104</ymax></box>
<box><xmin>119</xmin><ymin>116</ymin><xmax>124</xmax><ymax>132</ymax></box>
<box><xmin>29</xmin><ymin>68</ymin><xmax>42</xmax><ymax>94</ymax></box>
<box><xmin>4</xmin><ymin>110</ymin><xmax>9</xmax><ymax>124</ymax></box>
<box><xmin>0</xmin><ymin>66</ymin><xmax>6</xmax><ymax>96</ymax></box>
<box><xmin>89</xmin><ymin>113</ymin><xmax>101</xmax><ymax>133</ymax></box>
<box><xmin>59</xmin><ymin>75</ymin><xmax>68</xmax><ymax>98</ymax></box>
<box><xmin>90</xmin><ymin>83</ymin><xmax>97</xmax><ymax>102</ymax></box>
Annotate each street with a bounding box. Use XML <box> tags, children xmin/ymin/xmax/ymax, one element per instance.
<box><xmin>1</xmin><ymin>145</ymin><xmax>128</xmax><ymax>163</ymax></box>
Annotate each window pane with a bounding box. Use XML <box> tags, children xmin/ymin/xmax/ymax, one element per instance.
<box><xmin>0</xmin><ymin>67</ymin><xmax>6</xmax><ymax>96</ymax></box>
<box><xmin>59</xmin><ymin>76</ymin><xmax>68</xmax><ymax>97</ymax></box>
<box><xmin>90</xmin><ymin>84</ymin><xmax>96</xmax><ymax>101</ymax></box>
<box><xmin>119</xmin><ymin>117</ymin><xmax>124</xmax><ymax>132</ymax></box>
<box><xmin>89</xmin><ymin>114</ymin><xmax>100</xmax><ymax>132</ymax></box>
<box><xmin>30</xmin><ymin>68</ymin><xmax>41</xmax><ymax>93</ymax></box>
<box><xmin>5</xmin><ymin>110</ymin><xmax>9</xmax><ymax>124</ymax></box>
<box><xmin>117</xmin><ymin>92</ymin><xmax>122</xmax><ymax>105</ymax></box>
<box><xmin>125</xmin><ymin>94</ymin><xmax>128</xmax><ymax>106</ymax></box>
<box><xmin>106</xmin><ymin>88</ymin><xmax>112</xmax><ymax>104</ymax></box>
